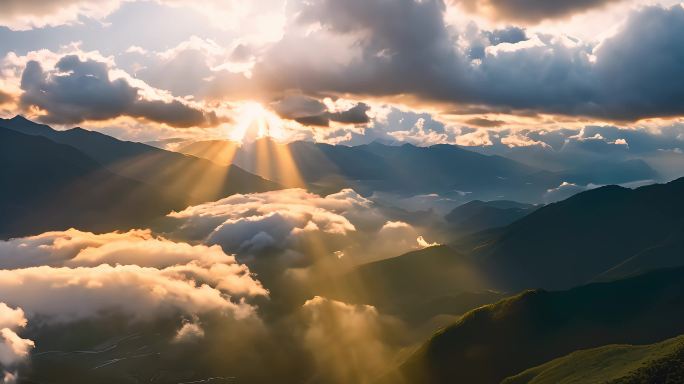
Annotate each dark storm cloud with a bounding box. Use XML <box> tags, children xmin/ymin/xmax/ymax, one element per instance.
<box><xmin>292</xmin><ymin>104</ymin><xmax>370</xmax><ymax>127</ymax></box>
<box><xmin>465</xmin><ymin>117</ymin><xmax>505</xmax><ymax>128</ymax></box>
<box><xmin>271</xmin><ymin>95</ymin><xmax>327</xmax><ymax>120</ymax></box>
<box><xmin>590</xmin><ymin>5</ymin><xmax>684</xmax><ymax>120</ymax></box>
<box><xmin>483</xmin><ymin>27</ymin><xmax>527</xmax><ymax>45</ymax></box>
<box><xmin>329</xmin><ymin>103</ymin><xmax>370</xmax><ymax>124</ymax></box>
<box><xmin>19</xmin><ymin>55</ymin><xmax>216</xmax><ymax>127</ymax></box>
<box><xmin>471</xmin><ymin>4</ymin><xmax>684</xmax><ymax>120</ymax></box>
<box><xmin>471</xmin><ymin>5</ymin><xmax>684</xmax><ymax>121</ymax></box>
<box><xmin>295</xmin><ymin>115</ymin><xmax>331</xmax><ymax>127</ymax></box>
<box><xmin>459</xmin><ymin>0</ymin><xmax>623</xmax><ymax>23</ymax></box>
<box><xmin>240</xmin><ymin>1</ymin><xmax>684</xmax><ymax>122</ymax></box>
<box><xmin>272</xmin><ymin>95</ymin><xmax>369</xmax><ymax>127</ymax></box>
<box><xmin>243</xmin><ymin>0</ymin><xmax>470</xmax><ymax>100</ymax></box>
<box><xmin>5</xmin><ymin>1</ymin><xmax>684</xmax><ymax>124</ymax></box>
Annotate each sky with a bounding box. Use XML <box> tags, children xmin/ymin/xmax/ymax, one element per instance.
<box><xmin>1</xmin><ymin>0</ymin><xmax>684</xmax><ymax>148</ymax></box>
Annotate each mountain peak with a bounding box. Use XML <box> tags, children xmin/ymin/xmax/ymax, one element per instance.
<box><xmin>1</xmin><ymin>115</ymin><xmax>56</xmax><ymax>136</ymax></box>
<box><xmin>10</xmin><ymin>115</ymin><xmax>31</xmax><ymax>122</ymax></box>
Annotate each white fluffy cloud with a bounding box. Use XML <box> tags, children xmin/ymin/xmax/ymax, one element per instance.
<box><xmin>0</xmin><ymin>303</ymin><xmax>33</xmax><ymax>380</ymax></box>
<box><xmin>168</xmin><ymin>188</ymin><xmax>437</xmax><ymax>265</ymax></box>
<box><xmin>0</xmin><ymin>229</ymin><xmax>266</xmax><ymax>323</ymax></box>
<box><xmin>544</xmin><ymin>181</ymin><xmax>595</xmax><ymax>203</ymax></box>
<box><xmin>173</xmin><ymin>318</ymin><xmax>205</xmax><ymax>343</ymax></box>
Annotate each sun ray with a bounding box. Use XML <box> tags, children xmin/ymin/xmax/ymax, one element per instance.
<box><xmin>228</xmin><ymin>102</ymin><xmax>307</xmax><ymax>189</ymax></box>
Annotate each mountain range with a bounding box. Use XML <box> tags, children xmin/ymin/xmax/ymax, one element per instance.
<box><xmin>468</xmin><ymin>177</ymin><xmax>684</xmax><ymax>290</ymax></box>
<box><xmin>3</xmin><ymin>116</ymin><xmax>684</xmax><ymax>384</ymax></box>
<box><xmin>0</xmin><ymin>116</ymin><xmax>278</xmax><ymax>237</ymax></box>
<box><xmin>178</xmin><ymin>138</ymin><xmax>659</xmax><ymax>203</ymax></box>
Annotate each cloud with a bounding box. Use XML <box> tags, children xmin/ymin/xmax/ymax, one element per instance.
<box><xmin>0</xmin><ymin>229</ymin><xmax>267</xmax><ymax>323</ymax></box>
<box><xmin>589</xmin><ymin>5</ymin><xmax>684</xmax><ymax>120</ymax></box>
<box><xmin>214</xmin><ymin>2</ymin><xmax>684</xmax><ymax>122</ymax></box>
<box><xmin>339</xmin><ymin>106</ymin><xmax>458</xmax><ymax>146</ymax></box>
<box><xmin>459</xmin><ymin>5</ymin><xmax>684</xmax><ymax>121</ymax></box>
<box><xmin>0</xmin><ymin>328</ymin><xmax>32</xmax><ymax>367</ymax></box>
<box><xmin>458</xmin><ymin>0</ymin><xmax>622</xmax><ymax>23</ymax></box>
<box><xmin>168</xmin><ymin>188</ymin><xmax>435</xmax><ymax>265</ymax></box>
<box><xmin>272</xmin><ymin>95</ymin><xmax>370</xmax><ymax>127</ymax></box>
<box><xmin>0</xmin><ymin>0</ymin><xmax>284</xmax><ymax>37</ymax></box>
<box><xmin>465</xmin><ymin>117</ymin><xmax>505</xmax><ymax>128</ymax></box>
<box><xmin>455</xmin><ymin>129</ymin><xmax>493</xmax><ymax>146</ymax></box>
<box><xmin>544</xmin><ymin>181</ymin><xmax>593</xmax><ymax>202</ymax></box>
<box><xmin>328</xmin><ymin>102</ymin><xmax>371</xmax><ymax>124</ymax></box>
<box><xmin>0</xmin><ymin>91</ymin><xmax>13</xmax><ymax>105</ymax></box>
<box><xmin>173</xmin><ymin>318</ymin><xmax>205</xmax><ymax>343</ymax></box>
<box><xmin>2</xmin><ymin>371</ymin><xmax>17</xmax><ymax>384</ymax></box>
<box><xmin>501</xmin><ymin>132</ymin><xmax>551</xmax><ymax>148</ymax></box>
<box><xmin>417</xmin><ymin>235</ymin><xmax>440</xmax><ymax>248</ymax></box>
<box><xmin>4</xmin><ymin>0</ymin><xmax>684</xmax><ymax>139</ymax></box>
<box><xmin>272</xmin><ymin>95</ymin><xmax>328</xmax><ymax>120</ymax></box>
<box><xmin>0</xmin><ymin>303</ymin><xmax>33</xmax><ymax>380</ymax></box>
<box><xmin>19</xmin><ymin>55</ymin><xmax>217</xmax><ymax>127</ymax></box>
<box><xmin>484</xmin><ymin>27</ymin><xmax>528</xmax><ymax>45</ymax></box>
<box><xmin>299</xmin><ymin>296</ymin><xmax>402</xmax><ymax>384</ymax></box>
<box><xmin>0</xmin><ymin>0</ymin><xmax>122</xmax><ymax>30</ymax></box>
<box><xmin>0</xmin><ymin>265</ymin><xmax>257</xmax><ymax>323</ymax></box>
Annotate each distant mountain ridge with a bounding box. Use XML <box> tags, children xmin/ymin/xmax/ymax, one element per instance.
<box><xmin>179</xmin><ymin>138</ymin><xmax>562</xmax><ymax>201</ymax></box>
<box><xmin>0</xmin><ymin>116</ymin><xmax>280</xmax><ymax>237</ymax></box>
<box><xmin>0</xmin><ymin>128</ymin><xmax>184</xmax><ymax>237</ymax></box>
<box><xmin>0</xmin><ymin>116</ymin><xmax>279</xmax><ymax>204</ymax></box>
<box><xmin>445</xmin><ymin>200</ymin><xmax>539</xmax><ymax>234</ymax></box>
<box><xmin>178</xmin><ymin>138</ymin><xmax>660</xmax><ymax>203</ymax></box>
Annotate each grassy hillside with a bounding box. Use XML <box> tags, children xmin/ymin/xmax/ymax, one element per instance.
<box><xmin>445</xmin><ymin>200</ymin><xmax>538</xmax><ymax>234</ymax></box>
<box><xmin>397</xmin><ymin>266</ymin><xmax>684</xmax><ymax>384</ymax></box>
<box><xmin>327</xmin><ymin>246</ymin><xmax>502</xmax><ymax>323</ymax></box>
<box><xmin>503</xmin><ymin>334</ymin><xmax>684</xmax><ymax>384</ymax></box>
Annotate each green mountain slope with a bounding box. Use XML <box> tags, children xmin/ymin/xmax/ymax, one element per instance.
<box><xmin>445</xmin><ymin>200</ymin><xmax>538</xmax><ymax>234</ymax></box>
<box><xmin>327</xmin><ymin>246</ymin><xmax>502</xmax><ymax>323</ymax></box>
<box><xmin>503</xmin><ymin>334</ymin><xmax>684</xmax><ymax>384</ymax></box>
<box><xmin>397</xmin><ymin>266</ymin><xmax>684</xmax><ymax>384</ymax></box>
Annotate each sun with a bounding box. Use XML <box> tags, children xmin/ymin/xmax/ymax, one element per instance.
<box><xmin>229</xmin><ymin>102</ymin><xmax>285</xmax><ymax>144</ymax></box>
